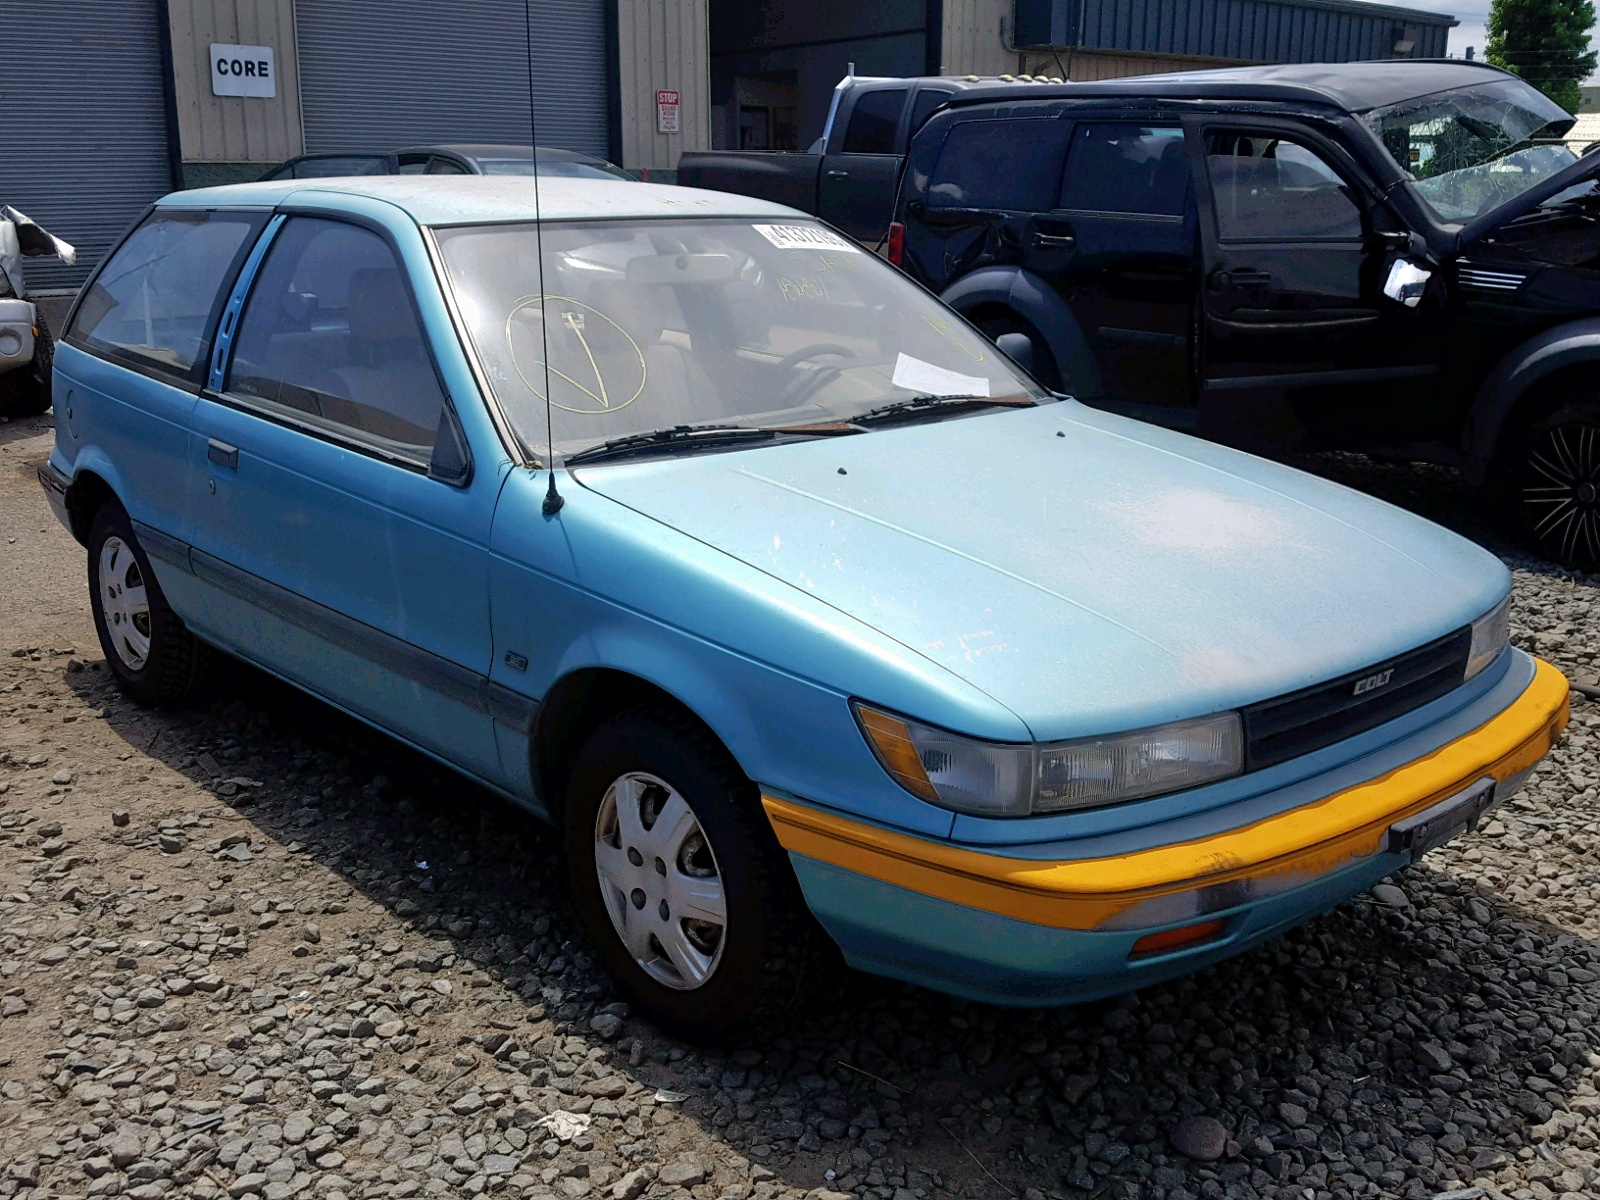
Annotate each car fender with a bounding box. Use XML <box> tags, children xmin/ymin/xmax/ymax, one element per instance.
<box><xmin>938</xmin><ymin>266</ymin><xmax>1103</xmax><ymax>398</ymax></box>
<box><xmin>61</xmin><ymin>443</ymin><xmax>137</xmax><ymax>528</ymax></box>
<box><xmin>1463</xmin><ymin>317</ymin><xmax>1600</xmax><ymax>478</ymax></box>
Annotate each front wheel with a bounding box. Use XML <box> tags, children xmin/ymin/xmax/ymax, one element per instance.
<box><xmin>563</xmin><ymin>708</ymin><xmax>827</xmax><ymax>1039</ymax></box>
<box><xmin>88</xmin><ymin>503</ymin><xmax>212</xmax><ymax>705</ymax></box>
<box><xmin>1502</xmin><ymin>399</ymin><xmax>1600</xmax><ymax>572</ymax></box>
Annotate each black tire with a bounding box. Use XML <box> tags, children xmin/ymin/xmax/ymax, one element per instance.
<box><xmin>1498</xmin><ymin>398</ymin><xmax>1600</xmax><ymax>572</ymax></box>
<box><xmin>971</xmin><ymin>310</ymin><xmax>1063</xmax><ymax>391</ymax></box>
<box><xmin>0</xmin><ymin>309</ymin><xmax>53</xmax><ymax>418</ymax></box>
<box><xmin>562</xmin><ymin>706</ymin><xmax>830</xmax><ymax>1040</ymax></box>
<box><xmin>88</xmin><ymin>502</ymin><xmax>212</xmax><ymax>705</ymax></box>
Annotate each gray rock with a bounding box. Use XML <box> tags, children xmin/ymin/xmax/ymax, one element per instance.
<box><xmin>658</xmin><ymin>1160</ymin><xmax>706</xmax><ymax>1188</ymax></box>
<box><xmin>1371</xmin><ymin>883</ymin><xmax>1409</xmax><ymax>907</ymax></box>
<box><xmin>1170</xmin><ymin>1116</ymin><xmax>1228</xmax><ymax>1162</ymax></box>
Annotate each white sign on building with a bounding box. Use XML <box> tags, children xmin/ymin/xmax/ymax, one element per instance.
<box><xmin>210</xmin><ymin>43</ymin><xmax>276</xmax><ymax>98</ymax></box>
<box><xmin>656</xmin><ymin>89</ymin><xmax>680</xmax><ymax>134</ymax></box>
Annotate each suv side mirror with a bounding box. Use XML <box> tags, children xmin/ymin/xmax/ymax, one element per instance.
<box><xmin>995</xmin><ymin>331</ymin><xmax>1036</xmax><ymax>375</ymax></box>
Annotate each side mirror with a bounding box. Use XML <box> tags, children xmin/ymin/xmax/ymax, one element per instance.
<box><xmin>1382</xmin><ymin>258</ymin><xmax>1432</xmax><ymax>308</ymax></box>
<box><xmin>995</xmin><ymin>331</ymin><xmax>1036</xmax><ymax>375</ymax></box>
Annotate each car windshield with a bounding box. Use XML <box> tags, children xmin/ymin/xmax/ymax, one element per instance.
<box><xmin>476</xmin><ymin>158</ymin><xmax>635</xmax><ymax>181</ymax></box>
<box><xmin>435</xmin><ymin>218</ymin><xmax>1049</xmax><ymax>461</ymax></box>
<box><xmin>1363</xmin><ymin>78</ymin><xmax>1581</xmax><ymax>222</ymax></box>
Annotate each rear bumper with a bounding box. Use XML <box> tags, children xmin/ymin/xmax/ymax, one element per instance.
<box><xmin>37</xmin><ymin>462</ymin><xmax>71</xmax><ymax>535</ymax></box>
<box><xmin>767</xmin><ymin>653</ymin><xmax>1568</xmax><ymax>1006</ymax></box>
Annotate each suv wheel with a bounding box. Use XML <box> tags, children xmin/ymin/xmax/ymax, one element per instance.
<box><xmin>88</xmin><ymin>503</ymin><xmax>213</xmax><ymax>704</ymax></box>
<box><xmin>562</xmin><ymin>707</ymin><xmax>828</xmax><ymax>1039</ymax></box>
<box><xmin>1507</xmin><ymin>399</ymin><xmax>1600</xmax><ymax>572</ymax></box>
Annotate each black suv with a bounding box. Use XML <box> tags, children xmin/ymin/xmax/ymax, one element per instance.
<box><xmin>893</xmin><ymin>61</ymin><xmax>1600</xmax><ymax>569</ymax></box>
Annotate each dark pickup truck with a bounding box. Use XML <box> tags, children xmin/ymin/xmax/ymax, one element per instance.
<box><xmin>677</xmin><ymin>75</ymin><xmax>993</xmax><ymax>245</ymax></box>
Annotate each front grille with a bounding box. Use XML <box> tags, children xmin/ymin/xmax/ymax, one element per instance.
<box><xmin>1242</xmin><ymin>627</ymin><xmax>1472</xmax><ymax>771</ymax></box>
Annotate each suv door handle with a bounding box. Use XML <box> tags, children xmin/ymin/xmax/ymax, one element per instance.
<box><xmin>1031</xmin><ymin>231</ymin><xmax>1075</xmax><ymax>249</ymax></box>
<box><xmin>1215</xmin><ymin>267</ymin><xmax>1272</xmax><ymax>287</ymax></box>
<box><xmin>825</xmin><ymin>169</ymin><xmax>850</xmax><ymax>179</ymax></box>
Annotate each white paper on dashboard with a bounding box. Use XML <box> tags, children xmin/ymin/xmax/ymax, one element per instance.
<box><xmin>891</xmin><ymin>353</ymin><xmax>990</xmax><ymax>398</ymax></box>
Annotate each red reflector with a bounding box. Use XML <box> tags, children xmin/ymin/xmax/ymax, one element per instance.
<box><xmin>1130</xmin><ymin>919</ymin><xmax>1227</xmax><ymax>958</ymax></box>
<box><xmin>887</xmin><ymin>221</ymin><xmax>905</xmax><ymax>267</ymax></box>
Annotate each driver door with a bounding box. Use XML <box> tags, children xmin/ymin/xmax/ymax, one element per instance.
<box><xmin>1196</xmin><ymin>122</ymin><xmax>1439</xmax><ymax>447</ymax></box>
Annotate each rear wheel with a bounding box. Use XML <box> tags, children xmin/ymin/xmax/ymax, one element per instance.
<box><xmin>88</xmin><ymin>503</ymin><xmax>212</xmax><ymax>705</ymax></box>
<box><xmin>0</xmin><ymin>310</ymin><xmax>53</xmax><ymax>418</ymax></box>
<box><xmin>1502</xmin><ymin>398</ymin><xmax>1600</xmax><ymax>572</ymax></box>
<box><xmin>563</xmin><ymin>707</ymin><xmax>829</xmax><ymax>1040</ymax></box>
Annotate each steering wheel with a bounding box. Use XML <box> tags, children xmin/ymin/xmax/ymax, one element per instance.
<box><xmin>775</xmin><ymin>343</ymin><xmax>856</xmax><ymax>407</ymax></box>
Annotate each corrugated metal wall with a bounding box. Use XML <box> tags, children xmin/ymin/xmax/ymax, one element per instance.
<box><xmin>617</xmin><ymin>0</ymin><xmax>710</xmax><ymax>172</ymax></box>
<box><xmin>0</xmin><ymin>0</ymin><xmax>173</xmax><ymax>292</ymax></box>
<box><xmin>1026</xmin><ymin>49</ymin><xmax>1238</xmax><ymax>79</ymax></box>
<box><xmin>941</xmin><ymin>0</ymin><xmax>1019</xmax><ymax>75</ymax></box>
<box><xmin>1026</xmin><ymin>0</ymin><xmax>1452</xmax><ymax>61</ymax></box>
<box><xmin>296</xmin><ymin>0</ymin><xmax>609</xmax><ymax>158</ymax></box>
<box><xmin>167</xmin><ymin>0</ymin><xmax>302</xmax><ymax>164</ymax></box>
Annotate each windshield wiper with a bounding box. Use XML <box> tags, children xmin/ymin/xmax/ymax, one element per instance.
<box><xmin>563</xmin><ymin>421</ymin><xmax>861</xmax><ymax>466</ymax></box>
<box><xmin>851</xmin><ymin>393</ymin><xmax>1036</xmax><ymax>426</ymax></box>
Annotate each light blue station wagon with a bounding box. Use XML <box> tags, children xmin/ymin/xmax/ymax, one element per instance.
<box><xmin>41</xmin><ymin>176</ymin><xmax>1568</xmax><ymax>1037</ymax></box>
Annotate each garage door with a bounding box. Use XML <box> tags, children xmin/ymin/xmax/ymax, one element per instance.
<box><xmin>296</xmin><ymin>0</ymin><xmax>610</xmax><ymax>159</ymax></box>
<box><xmin>0</xmin><ymin>1</ymin><xmax>173</xmax><ymax>293</ymax></box>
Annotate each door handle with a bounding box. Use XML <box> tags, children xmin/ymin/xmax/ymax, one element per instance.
<box><xmin>1215</xmin><ymin>267</ymin><xmax>1272</xmax><ymax>287</ymax></box>
<box><xmin>207</xmin><ymin>439</ymin><xmax>239</xmax><ymax>470</ymax></box>
<box><xmin>1031</xmin><ymin>231</ymin><xmax>1075</xmax><ymax>249</ymax></box>
<box><xmin>825</xmin><ymin>169</ymin><xmax>850</xmax><ymax>179</ymax></box>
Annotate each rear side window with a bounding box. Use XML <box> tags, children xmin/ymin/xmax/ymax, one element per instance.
<box><xmin>842</xmin><ymin>89</ymin><xmax>906</xmax><ymax>155</ymax></box>
<box><xmin>70</xmin><ymin>210</ymin><xmax>263</xmax><ymax>385</ymax></box>
<box><xmin>929</xmin><ymin>119</ymin><xmax>1067</xmax><ymax>210</ymax></box>
<box><xmin>1059</xmin><ymin>124</ymin><xmax>1190</xmax><ymax>217</ymax></box>
<box><xmin>226</xmin><ymin>217</ymin><xmax>447</xmax><ymax>460</ymax></box>
<box><xmin>910</xmin><ymin>88</ymin><xmax>954</xmax><ymax>134</ymax></box>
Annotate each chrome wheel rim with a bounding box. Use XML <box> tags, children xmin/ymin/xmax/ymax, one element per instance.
<box><xmin>593</xmin><ymin>771</ymin><xmax>726</xmax><ymax>991</ymax></box>
<box><xmin>98</xmin><ymin>536</ymin><xmax>152</xmax><ymax>670</ymax></box>
<box><xmin>1522</xmin><ymin>420</ymin><xmax>1600</xmax><ymax>566</ymax></box>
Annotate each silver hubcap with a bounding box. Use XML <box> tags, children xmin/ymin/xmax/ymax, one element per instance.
<box><xmin>593</xmin><ymin>772</ymin><xmax>727</xmax><ymax>990</ymax></box>
<box><xmin>1524</xmin><ymin>422</ymin><xmax>1600</xmax><ymax>565</ymax></box>
<box><xmin>98</xmin><ymin>536</ymin><xmax>152</xmax><ymax>670</ymax></box>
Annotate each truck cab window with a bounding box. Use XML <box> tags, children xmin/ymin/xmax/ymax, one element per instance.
<box><xmin>843</xmin><ymin>89</ymin><xmax>906</xmax><ymax>155</ymax></box>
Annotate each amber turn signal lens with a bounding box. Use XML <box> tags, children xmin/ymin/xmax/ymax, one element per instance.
<box><xmin>1130</xmin><ymin>919</ymin><xmax>1227</xmax><ymax>958</ymax></box>
<box><xmin>855</xmin><ymin>705</ymin><xmax>940</xmax><ymax>802</ymax></box>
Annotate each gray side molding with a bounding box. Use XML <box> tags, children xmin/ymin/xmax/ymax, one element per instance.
<box><xmin>938</xmin><ymin>266</ymin><xmax>1103</xmax><ymax>399</ymax></box>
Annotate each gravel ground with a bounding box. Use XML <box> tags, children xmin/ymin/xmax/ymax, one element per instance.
<box><xmin>2</xmin><ymin>411</ymin><xmax>1599</xmax><ymax>1200</ymax></box>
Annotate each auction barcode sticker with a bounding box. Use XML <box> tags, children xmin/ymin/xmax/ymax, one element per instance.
<box><xmin>753</xmin><ymin>224</ymin><xmax>860</xmax><ymax>252</ymax></box>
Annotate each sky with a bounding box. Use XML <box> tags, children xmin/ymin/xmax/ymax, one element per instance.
<box><xmin>1374</xmin><ymin>0</ymin><xmax>1599</xmax><ymax>84</ymax></box>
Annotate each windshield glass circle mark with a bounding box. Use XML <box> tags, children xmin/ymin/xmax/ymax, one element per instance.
<box><xmin>505</xmin><ymin>294</ymin><xmax>647</xmax><ymax>415</ymax></box>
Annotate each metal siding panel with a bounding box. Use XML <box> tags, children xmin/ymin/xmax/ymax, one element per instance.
<box><xmin>296</xmin><ymin>0</ymin><xmax>607</xmax><ymax>157</ymax></box>
<box><xmin>0</xmin><ymin>0</ymin><xmax>171</xmax><ymax>290</ymax></box>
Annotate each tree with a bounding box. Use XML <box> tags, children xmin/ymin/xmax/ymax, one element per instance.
<box><xmin>1486</xmin><ymin>0</ymin><xmax>1598</xmax><ymax>114</ymax></box>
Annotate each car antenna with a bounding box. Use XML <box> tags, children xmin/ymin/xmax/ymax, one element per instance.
<box><xmin>525</xmin><ymin>0</ymin><xmax>563</xmax><ymax>515</ymax></box>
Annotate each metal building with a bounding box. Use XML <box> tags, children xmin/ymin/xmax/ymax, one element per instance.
<box><xmin>10</xmin><ymin>0</ymin><xmax>706</xmax><ymax>292</ymax></box>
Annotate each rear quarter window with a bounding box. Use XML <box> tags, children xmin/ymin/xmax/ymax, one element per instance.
<box><xmin>69</xmin><ymin>210</ymin><xmax>264</xmax><ymax>386</ymax></box>
<box><xmin>928</xmin><ymin>118</ymin><xmax>1067</xmax><ymax>210</ymax></box>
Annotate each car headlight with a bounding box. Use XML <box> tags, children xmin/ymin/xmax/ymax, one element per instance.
<box><xmin>853</xmin><ymin>703</ymin><xmax>1243</xmax><ymax>817</ymax></box>
<box><xmin>1465</xmin><ymin>593</ymin><xmax>1511</xmax><ymax>681</ymax></box>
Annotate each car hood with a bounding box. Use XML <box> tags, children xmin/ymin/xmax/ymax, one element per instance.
<box><xmin>573</xmin><ymin>402</ymin><xmax>1509</xmax><ymax>740</ymax></box>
